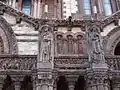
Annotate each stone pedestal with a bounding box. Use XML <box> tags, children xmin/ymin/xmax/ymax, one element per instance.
<box><xmin>86</xmin><ymin>68</ymin><xmax>110</xmax><ymax>90</ymax></box>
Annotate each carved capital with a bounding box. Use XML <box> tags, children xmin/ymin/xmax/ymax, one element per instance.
<box><xmin>10</xmin><ymin>75</ymin><xmax>24</xmax><ymax>82</ymax></box>
<box><xmin>85</xmin><ymin>68</ymin><xmax>109</xmax><ymax>86</ymax></box>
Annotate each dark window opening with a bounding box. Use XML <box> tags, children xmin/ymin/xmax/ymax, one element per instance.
<box><xmin>114</xmin><ymin>42</ymin><xmax>120</xmax><ymax>55</ymax></box>
<box><xmin>57</xmin><ymin>76</ymin><xmax>68</xmax><ymax>90</ymax></box>
<box><xmin>74</xmin><ymin>76</ymin><xmax>86</xmax><ymax>90</ymax></box>
<box><xmin>20</xmin><ymin>76</ymin><xmax>33</xmax><ymax>90</ymax></box>
<box><xmin>3</xmin><ymin>75</ymin><xmax>15</xmax><ymax>90</ymax></box>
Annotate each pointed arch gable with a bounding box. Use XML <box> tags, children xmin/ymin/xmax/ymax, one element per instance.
<box><xmin>0</xmin><ymin>16</ymin><xmax>18</xmax><ymax>54</ymax></box>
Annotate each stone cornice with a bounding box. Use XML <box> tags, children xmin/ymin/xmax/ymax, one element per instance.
<box><xmin>0</xmin><ymin>1</ymin><xmax>37</xmax><ymax>26</ymax></box>
<box><xmin>103</xmin><ymin>10</ymin><xmax>120</xmax><ymax>27</ymax></box>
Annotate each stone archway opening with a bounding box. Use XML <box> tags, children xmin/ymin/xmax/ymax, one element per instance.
<box><xmin>114</xmin><ymin>42</ymin><xmax>120</xmax><ymax>55</ymax></box>
<box><xmin>2</xmin><ymin>75</ymin><xmax>15</xmax><ymax>90</ymax></box>
<box><xmin>57</xmin><ymin>76</ymin><xmax>68</xmax><ymax>90</ymax></box>
<box><xmin>20</xmin><ymin>76</ymin><xmax>33</xmax><ymax>90</ymax></box>
<box><xmin>74</xmin><ymin>76</ymin><xmax>86</xmax><ymax>90</ymax></box>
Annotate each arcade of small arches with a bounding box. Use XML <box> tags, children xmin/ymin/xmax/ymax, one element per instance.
<box><xmin>0</xmin><ymin>75</ymin><xmax>86</xmax><ymax>90</ymax></box>
<box><xmin>55</xmin><ymin>32</ymin><xmax>85</xmax><ymax>55</ymax></box>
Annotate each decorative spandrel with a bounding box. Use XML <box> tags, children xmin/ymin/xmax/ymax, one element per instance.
<box><xmin>86</xmin><ymin>24</ymin><xmax>105</xmax><ymax>64</ymax></box>
<box><xmin>38</xmin><ymin>25</ymin><xmax>54</xmax><ymax>63</ymax></box>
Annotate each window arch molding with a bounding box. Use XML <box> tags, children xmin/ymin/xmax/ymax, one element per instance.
<box><xmin>104</xmin><ymin>26</ymin><xmax>120</xmax><ymax>55</ymax></box>
<box><xmin>0</xmin><ymin>16</ymin><xmax>18</xmax><ymax>54</ymax></box>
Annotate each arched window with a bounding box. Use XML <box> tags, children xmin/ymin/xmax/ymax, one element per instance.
<box><xmin>22</xmin><ymin>0</ymin><xmax>31</xmax><ymax>15</ymax></box>
<box><xmin>83</xmin><ymin>0</ymin><xmax>91</xmax><ymax>15</ymax></box>
<box><xmin>103</xmin><ymin>0</ymin><xmax>112</xmax><ymax>16</ymax></box>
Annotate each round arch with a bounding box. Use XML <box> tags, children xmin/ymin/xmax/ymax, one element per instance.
<box><xmin>104</xmin><ymin>26</ymin><xmax>120</xmax><ymax>55</ymax></box>
<box><xmin>0</xmin><ymin>16</ymin><xmax>18</xmax><ymax>54</ymax></box>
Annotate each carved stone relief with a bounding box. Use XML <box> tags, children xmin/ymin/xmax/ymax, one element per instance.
<box><xmin>55</xmin><ymin>32</ymin><xmax>85</xmax><ymax>55</ymax></box>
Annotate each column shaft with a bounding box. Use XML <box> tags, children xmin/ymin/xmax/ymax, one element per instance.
<box><xmin>34</xmin><ymin>0</ymin><xmax>38</xmax><ymax>18</ymax></box>
<box><xmin>12</xmin><ymin>0</ymin><xmax>16</xmax><ymax>8</ymax></box>
<box><xmin>37</xmin><ymin>0</ymin><xmax>41</xmax><ymax>18</ymax></box>
<box><xmin>68</xmin><ymin>83</ymin><xmax>74</xmax><ymax>90</ymax></box>
<box><xmin>14</xmin><ymin>82</ymin><xmax>21</xmax><ymax>90</ymax></box>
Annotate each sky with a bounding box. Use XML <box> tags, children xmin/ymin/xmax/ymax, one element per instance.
<box><xmin>63</xmin><ymin>0</ymin><xmax>78</xmax><ymax>18</ymax></box>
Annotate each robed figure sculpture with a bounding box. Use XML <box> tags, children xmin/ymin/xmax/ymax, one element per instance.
<box><xmin>87</xmin><ymin>25</ymin><xmax>105</xmax><ymax>64</ymax></box>
<box><xmin>38</xmin><ymin>25</ymin><xmax>54</xmax><ymax>63</ymax></box>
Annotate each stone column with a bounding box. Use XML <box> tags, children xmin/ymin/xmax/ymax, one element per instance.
<box><xmin>11</xmin><ymin>75</ymin><xmax>24</xmax><ymax>90</ymax></box>
<box><xmin>33</xmin><ymin>0</ymin><xmax>38</xmax><ymax>18</ymax></box>
<box><xmin>67</xmin><ymin>76</ymin><xmax>78</xmax><ymax>90</ymax></box>
<box><xmin>9</xmin><ymin>0</ymin><xmax>12</xmax><ymax>6</ymax></box>
<box><xmin>68</xmin><ymin>82</ymin><xmax>75</xmax><ymax>90</ymax></box>
<box><xmin>37</xmin><ymin>0</ymin><xmax>42</xmax><ymax>18</ymax></box>
<box><xmin>32</xmin><ymin>75</ymin><xmax>37</xmax><ymax>90</ymax></box>
<box><xmin>86</xmin><ymin>68</ymin><xmax>110</xmax><ymax>90</ymax></box>
<box><xmin>0</xmin><ymin>75</ymin><xmax>6</xmax><ymax>90</ymax></box>
<box><xmin>12</xmin><ymin>0</ymin><xmax>16</xmax><ymax>8</ymax></box>
<box><xmin>14</xmin><ymin>81</ymin><xmax>21</xmax><ymax>90</ymax></box>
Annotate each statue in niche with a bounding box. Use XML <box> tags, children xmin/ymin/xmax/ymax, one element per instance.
<box><xmin>39</xmin><ymin>25</ymin><xmax>53</xmax><ymax>62</ymax></box>
<box><xmin>87</xmin><ymin>25</ymin><xmax>105</xmax><ymax>63</ymax></box>
<box><xmin>57</xmin><ymin>35</ymin><xmax>63</xmax><ymax>54</ymax></box>
<box><xmin>67</xmin><ymin>35</ymin><xmax>73</xmax><ymax>54</ymax></box>
<box><xmin>77</xmin><ymin>35</ymin><xmax>84</xmax><ymax>54</ymax></box>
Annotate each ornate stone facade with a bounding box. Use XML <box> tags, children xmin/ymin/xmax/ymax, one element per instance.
<box><xmin>0</xmin><ymin>1</ymin><xmax>120</xmax><ymax>90</ymax></box>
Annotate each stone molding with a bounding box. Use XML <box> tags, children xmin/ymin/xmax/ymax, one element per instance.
<box><xmin>104</xmin><ymin>26</ymin><xmax>120</xmax><ymax>55</ymax></box>
<box><xmin>0</xmin><ymin>16</ymin><xmax>18</xmax><ymax>54</ymax></box>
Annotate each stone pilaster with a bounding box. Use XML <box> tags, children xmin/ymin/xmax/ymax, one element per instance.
<box><xmin>32</xmin><ymin>75</ymin><xmax>37</xmax><ymax>90</ymax></box>
<box><xmin>86</xmin><ymin>68</ymin><xmax>110</xmax><ymax>90</ymax></box>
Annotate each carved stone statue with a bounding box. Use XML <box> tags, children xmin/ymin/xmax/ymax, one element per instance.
<box><xmin>39</xmin><ymin>25</ymin><xmax>53</xmax><ymax>62</ymax></box>
<box><xmin>87</xmin><ymin>25</ymin><xmax>105</xmax><ymax>64</ymax></box>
